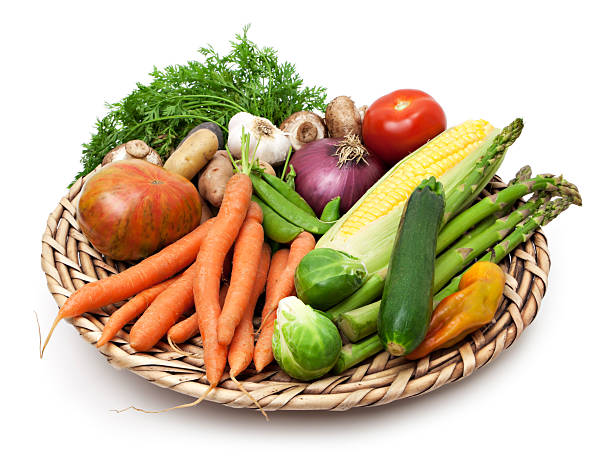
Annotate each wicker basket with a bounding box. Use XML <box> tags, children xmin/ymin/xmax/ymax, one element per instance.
<box><xmin>40</xmin><ymin>171</ymin><xmax>550</xmax><ymax>411</ymax></box>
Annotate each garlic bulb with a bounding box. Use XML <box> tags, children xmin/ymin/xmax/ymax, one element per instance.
<box><xmin>227</xmin><ymin>112</ymin><xmax>291</xmax><ymax>165</ymax></box>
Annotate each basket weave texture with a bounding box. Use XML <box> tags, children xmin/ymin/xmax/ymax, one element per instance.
<box><xmin>41</xmin><ymin>172</ymin><xmax>550</xmax><ymax>411</ymax></box>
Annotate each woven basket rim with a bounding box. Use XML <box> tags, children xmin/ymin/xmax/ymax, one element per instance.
<box><xmin>40</xmin><ymin>170</ymin><xmax>550</xmax><ymax>411</ymax></box>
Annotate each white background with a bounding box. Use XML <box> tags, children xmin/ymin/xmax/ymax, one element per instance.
<box><xmin>2</xmin><ymin>1</ymin><xmax>609</xmax><ymax>471</ymax></box>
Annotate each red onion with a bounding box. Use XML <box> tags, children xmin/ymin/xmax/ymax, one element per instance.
<box><xmin>289</xmin><ymin>136</ymin><xmax>387</xmax><ymax>216</ymax></box>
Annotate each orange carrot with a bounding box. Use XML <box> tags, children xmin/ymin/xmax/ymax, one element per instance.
<box><xmin>41</xmin><ymin>220</ymin><xmax>213</xmax><ymax>356</ymax></box>
<box><xmin>167</xmin><ymin>283</ymin><xmax>229</xmax><ymax>345</ymax></box>
<box><xmin>96</xmin><ymin>274</ymin><xmax>180</xmax><ymax>347</ymax></box>
<box><xmin>266</xmin><ymin>249</ymin><xmax>290</xmax><ymax>294</ymax></box>
<box><xmin>194</xmin><ymin>173</ymin><xmax>253</xmax><ymax>387</ymax></box>
<box><xmin>128</xmin><ymin>264</ymin><xmax>199</xmax><ymax>351</ymax></box>
<box><xmin>254</xmin><ymin>232</ymin><xmax>315</xmax><ymax>372</ymax></box>
<box><xmin>217</xmin><ymin>202</ymin><xmax>264</xmax><ymax>346</ymax></box>
<box><xmin>228</xmin><ymin>243</ymin><xmax>271</xmax><ymax>377</ymax></box>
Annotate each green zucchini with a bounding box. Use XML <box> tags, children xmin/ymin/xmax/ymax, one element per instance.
<box><xmin>377</xmin><ymin>177</ymin><xmax>445</xmax><ymax>356</ymax></box>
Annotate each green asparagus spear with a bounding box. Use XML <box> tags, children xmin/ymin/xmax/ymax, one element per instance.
<box><xmin>338</xmin><ymin>301</ymin><xmax>381</xmax><ymax>342</ymax></box>
<box><xmin>326</xmin><ymin>272</ymin><xmax>386</xmax><ymax>322</ymax></box>
<box><xmin>433</xmin><ymin>197</ymin><xmax>575</xmax><ymax>305</ymax></box>
<box><xmin>433</xmin><ymin>193</ymin><xmax>553</xmax><ymax>292</ymax></box>
<box><xmin>332</xmin><ymin>334</ymin><xmax>384</xmax><ymax>374</ymax></box>
<box><xmin>436</xmin><ymin>167</ymin><xmax>581</xmax><ymax>253</ymax></box>
<box><xmin>443</xmin><ymin>118</ymin><xmax>524</xmax><ymax>223</ymax></box>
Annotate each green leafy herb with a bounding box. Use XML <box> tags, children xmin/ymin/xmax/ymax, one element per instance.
<box><xmin>75</xmin><ymin>25</ymin><xmax>327</xmax><ymax>183</ymax></box>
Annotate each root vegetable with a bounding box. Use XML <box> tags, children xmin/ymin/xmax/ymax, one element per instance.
<box><xmin>164</xmin><ymin>128</ymin><xmax>218</xmax><ymax>180</ymax></box>
<box><xmin>325</xmin><ymin>96</ymin><xmax>362</xmax><ymax>138</ymax></box>
<box><xmin>198</xmin><ymin>151</ymin><xmax>234</xmax><ymax>207</ymax></box>
<box><xmin>179</xmin><ymin>122</ymin><xmax>225</xmax><ymax>150</ymax></box>
<box><xmin>199</xmin><ymin>195</ymin><xmax>214</xmax><ymax>223</ymax></box>
<box><xmin>102</xmin><ymin>140</ymin><xmax>162</xmax><ymax>166</ymax></box>
<box><xmin>280</xmin><ymin>111</ymin><xmax>326</xmax><ymax>150</ymax></box>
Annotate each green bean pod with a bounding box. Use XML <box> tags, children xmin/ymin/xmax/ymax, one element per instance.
<box><xmin>251</xmin><ymin>174</ymin><xmax>333</xmax><ymax>235</ymax></box>
<box><xmin>261</xmin><ymin>172</ymin><xmax>316</xmax><ymax>216</ymax></box>
<box><xmin>320</xmin><ymin>196</ymin><xmax>341</xmax><ymax>222</ymax></box>
<box><xmin>252</xmin><ymin>195</ymin><xmax>303</xmax><ymax>244</ymax></box>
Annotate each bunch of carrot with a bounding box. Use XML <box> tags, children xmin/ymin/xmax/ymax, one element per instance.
<box><xmin>42</xmin><ymin>170</ymin><xmax>315</xmax><ymax>393</ymax></box>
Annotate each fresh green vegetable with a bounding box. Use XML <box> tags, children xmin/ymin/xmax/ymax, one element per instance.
<box><xmin>272</xmin><ymin>296</ymin><xmax>342</xmax><ymax>381</ymax></box>
<box><xmin>284</xmin><ymin>165</ymin><xmax>297</xmax><ymax>189</ymax></box>
<box><xmin>326</xmin><ymin>272</ymin><xmax>385</xmax><ymax>323</ymax></box>
<box><xmin>294</xmin><ymin>248</ymin><xmax>367</xmax><ymax>310</ymax></box>
<box><xmin>251</xmin><ymin>195</ymin><xmax>303</xmax><ymax>244</ymax></box>
<box><xmin>378</xmin><ymin>177</ymin><xmax>445</xmax><ymax>356</ymax></box>
<box><xmin>320</xmin><ymin>196</ymin><xmax>341</xmax><ymax>222</ymax></box>
<box><xmin>434</xmin><ymin>193</ymin><xmax>550</xmax><ymax>293</ymax></box>
<box><xmin>334</xmin><ymin>196</ymin><xmax>579</xmax><ymax>365</ymax></box>
<box><xmin>75</xmin><ymin>25</ymin><xmax>327</xmax><ymax>183</ymax></box>
<box><xmin>338</xmin><ymin>301</ymin><xmax>380</xmax><ymax>342</ymax></box>
<box><xmin>251</xmin><ymin>174</ymin><xmax>334</xmax><ymax>234</ymax></box>
<box><xmin>335</xmin><ymin>191</ymin><xmax>581</xmax><ymax>345</ymax></box>
<box><xmin>434</xmin><ymin>196</ymin><xmax>576</xmax><ymax>305</ymax></box>
<box><xmin>332</xmin><ymin>334</ymin><xmax>384</xmax><ymax>374</ymax></box>
<box><xmin>261</xmin><ymin>172</ymin><xmax>316</xmax><ymax>216</ymax></box>
<box><xmin>436</xmin><ymin>166</ymin><xmax>581</xmax><ymax>253</ymax></box>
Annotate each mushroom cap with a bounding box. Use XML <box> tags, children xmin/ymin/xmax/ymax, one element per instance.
<box><xmin>325</xmin><ymin>96</ymin><xmax>362</xmax><ymax>139</ymax></box>
<box><xmin>280</xmin><ymin>111</ymin><xmax>326</xmax><ymax>150</ymax></box>
<box><xmin>102</xmin><ymin>140</ymin><xmax>162</xmax><ymax>166</ymax></box>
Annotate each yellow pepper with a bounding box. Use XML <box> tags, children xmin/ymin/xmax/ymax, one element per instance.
<box><xmin>406</xmin><ymin>261</ymin><xmax>505</xmax><ymax>360</ymax></box>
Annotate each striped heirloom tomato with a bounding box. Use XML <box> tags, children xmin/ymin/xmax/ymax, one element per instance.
<box><xmin>77</xmin><ymin>160</ymin><xmax>201</xmax><ymax>261</ymax></box>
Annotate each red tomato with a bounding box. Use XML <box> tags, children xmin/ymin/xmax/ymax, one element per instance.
<box><xmin>362</xmin><ymin>89</ymin><xmax>446</xmax><ymax>166</ymax></box>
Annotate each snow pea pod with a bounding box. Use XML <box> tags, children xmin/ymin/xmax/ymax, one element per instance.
<box><xmin>251</xmin><ymin>174</ymin><xmax>333</xmax><ymax>235</ymax></box>
<box><xmin>320</xmin><ymin>196</ymin><xmax>341</xmax><ymax>222</ymax></box>
<box><xmin>261</xmin><ymin>172</ymin><xmax>316</xmax><ymax>216</ymax></box>
<box><xmin>251</xmin><ymin>196</ymin><xmax>303</xmax><ymax>244</ymax></box>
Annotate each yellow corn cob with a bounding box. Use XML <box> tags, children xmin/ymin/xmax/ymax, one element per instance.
<box><xmin>340</xmin><ymin>119</ymin><xmax>494</xmax><ymax>238</ymax></box>
<box><xmin>317</xmin><ymin>119</ymin><xmax>500</xmax><ymax>274</ymax></box>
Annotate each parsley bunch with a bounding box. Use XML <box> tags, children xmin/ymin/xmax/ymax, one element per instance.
<box><xmin>76</xmin><ymin>25</ymin><xmax>327</xmax><ymax>182</ymax></box>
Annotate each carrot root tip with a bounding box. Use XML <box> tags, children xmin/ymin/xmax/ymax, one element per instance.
<box><xmin>112</xmin><ymin>385</ymin><xmax>215</xmax><ymax>414</ymax></box>
<box><xmin>168</xmin><ymin>336</ymin><xmax>197</xmax><ymax>357</ymax></box>
<box><xmin>230</xmin><ymin>375</ymin><xmax>269</xmax><ymax>421</ymax></box>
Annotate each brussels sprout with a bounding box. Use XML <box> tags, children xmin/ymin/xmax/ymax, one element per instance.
<box><xmin>294</xmin><ymin>248</ymin><xmax>367</xmax><ymax>310</ymax></box>
<box><xmin>272</xmin><ymin>296</ymin><xmax>342</xmax><ymax>381</ymax></box>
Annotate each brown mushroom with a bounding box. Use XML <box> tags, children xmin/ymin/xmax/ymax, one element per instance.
<box><xmin>280</xmin><ymin>111</ymin><xmax>327</xmax><ymax>150</ymax></box>
<box><xmin>102</xmin><ymin>140</ymin><xmax>162</xmax><ymax>166</ymax></box>
<box><xmin>325</xmin><ymin>96</ymin><xmax>362</xmax><ymax>139</ymax></box>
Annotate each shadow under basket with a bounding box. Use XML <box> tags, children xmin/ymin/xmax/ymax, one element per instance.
<box><xmin>41</xmin><ymin>173</ymin><xmax>550</xmax><ymax>412</ymax></box>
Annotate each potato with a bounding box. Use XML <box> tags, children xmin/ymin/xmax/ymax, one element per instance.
<box><xmin>164</xmin><ymin>128</ymin><xmax>218</xmax><ymax>180</ymax></box>
<box><xmin>258</xmin><ymin>160</ymin><xmax>276</xmax><ymax>176</ymax></box>
<box><xmin>198</xmin><ymin>150</ymin><xmax>234</xmax><ymax>207</ymax></box>
<box><xmin>198</xmin><ymin>195</ymin><xmax>215</xmax><ymax>224</ymax></box>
